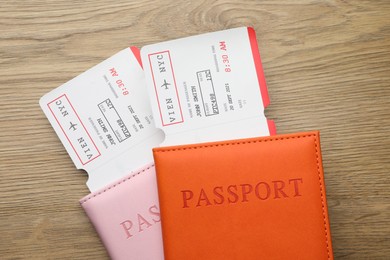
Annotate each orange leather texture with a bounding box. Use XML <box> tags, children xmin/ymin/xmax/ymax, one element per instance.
<box><xmin>153</xmin><ymin>131</ymin><xmax>333</xmax><ymax>260</ymax></box>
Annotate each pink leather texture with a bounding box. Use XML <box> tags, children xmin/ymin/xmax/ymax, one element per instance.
<box><xmin>80</xmin><ymin>163</ymin><xmax>164</xmax><ymax>260</ymax></box>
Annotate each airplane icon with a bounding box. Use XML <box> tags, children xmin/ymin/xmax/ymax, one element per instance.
<box><xmin>69</xmin><ymin>121</ymin><xmax>78</xmax><ymax>131</ymax></box>
<box><xmin>161</xmin><ymin>79</ymin><xmax>171</xmax><ymax>90</ymax></box>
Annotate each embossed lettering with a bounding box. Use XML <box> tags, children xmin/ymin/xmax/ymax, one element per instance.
<box><xmin>137</xmin><ymin>214</ymin><xmax>152</xmax><ymax>232</ymax></box>
<box><xmin>213</xmin><ymin>186</ymin><xmax>224</xmax><ymax>205</ymax></box>
<box><xmin>289</xmin><ymin>178</ymin><xmax>303</xmax><ymax>197</ymax></box>
<box><xmin>180</xmin><ymin>178</ymin><xmax>304</xmax><ymax>208</ymax></box>
<box><xmin>255</xmin><ymin>182</ymin><xmax>271</xmax><ymax>200</ymax></box>
<box><xmin>181</xmin><ymin>190</ymin><xmax>193</xmax><ymax>208</ymax></box>
<box><xmin>120</xmin><ymin>220</ymin><xmax>133</xmax><ymax>239</ymax></box>
<box><xmin>240</xmin><ymin>184</ymin><xmax>253</xmax><ymax>202</ymax></box>
<box><xmin>196</xmin><ymin>188</ymin><xmax>212</xmax><ymax>207</ymax></box>
<box><xmin>227</xmin><ymin>185</ymin><xmax>239</xmax><ymax>203</ymax></box>
<box><xmin>273</xmin><ymin>180</ymin><xmax>288</xmax><ymax>199</ymax></box>
<box><xmin>119</xmin><ymin>204</ymin><xmax>161</xmax><ymax>239</ymax></box>
<box><xmin>149</xmin><ymin>204</ymin><xmax>161</xmax><ymax>223</ymax></box>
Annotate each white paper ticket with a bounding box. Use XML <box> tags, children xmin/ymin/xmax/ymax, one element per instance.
<box><xmin>40</xmin><ymin>47</ymin><xmax>164</xmax><ymax>191</ymax></box>
<box><xmin>141</xmin><ymin>27</ymin><xmax>274</xmax><ymax>146</ymax></box>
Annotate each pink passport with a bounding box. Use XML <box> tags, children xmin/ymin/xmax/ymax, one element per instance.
<box><xmin>80</xmin><ymin>163</ymin><xmax>164</xmax><ymax>260</ymax></box>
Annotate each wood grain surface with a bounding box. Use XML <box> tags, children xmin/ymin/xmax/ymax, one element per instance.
<box><xmin>1</xmin><ymin>0</ymin><xmax>389</xmax><ymax>259</ymax></box>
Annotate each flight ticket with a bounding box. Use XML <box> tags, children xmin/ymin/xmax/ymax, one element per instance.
<box><xmin>141</xmin><ymin>27</ymin><xmax>274</xmax><ymax>146</ymax></box>
<box><xmin>40</xmin><ymin>47</ymin><xmax>164</xmax><ymax>191</ymax></box>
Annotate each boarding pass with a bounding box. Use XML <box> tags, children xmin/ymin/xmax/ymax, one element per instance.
<box><xmin>40</xmin><ymin>47</ymin><xmax>164</xmax><ymax>191</ymax></box>
<box><xmin>141</xmin><ymin>27</ymin><xmax>274</xmax><ymax>146</ymax></box>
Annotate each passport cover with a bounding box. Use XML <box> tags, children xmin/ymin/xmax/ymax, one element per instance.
<box><xmin>80</xmin><ymin>163</ymin><xmax>164</xmax><ymax>260</ymax></box>
<box><xmin>153</xmin><ymin>131</ymin><xmax>333</xmax><ymax>259</ymax></box>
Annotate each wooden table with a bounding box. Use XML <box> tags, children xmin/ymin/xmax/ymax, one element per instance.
<box><xmin>1</xmin><ymin>1</ymin><xmax>389</xmax><ymax>259</ymax></box>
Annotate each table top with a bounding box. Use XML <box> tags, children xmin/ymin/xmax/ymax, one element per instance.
<box><xmin>1</xmin><ymin>1</ymin><xmax>389</xmax><ymax>259</ymax></box>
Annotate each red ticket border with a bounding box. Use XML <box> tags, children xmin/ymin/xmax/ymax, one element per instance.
<box><xmin>148</xmin><ymin>50</ymin><xmax>184</xmax><ymax>126</ymax></box>
<box><xmin>47</xmin><ymin>94</ymin><xmax>101</xmax><ymax>165</ymax></box>
<box><xmin>248</xmin><ymin>27</ymin><xmax>276</xmax><ymax>135</ymax></box>
<box><xmin>130</xmin><ymin>46</ymin><xmax>143</xmax><ymax>68</ymax></box>
<box><xmin>248</xmin><ymin>27</ymin><xmax>270</xmax><ymax>108</ymax></box>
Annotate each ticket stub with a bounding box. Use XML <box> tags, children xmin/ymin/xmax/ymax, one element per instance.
<box><xmin>40</xmin><ymin>47</ymin><xmax>164</xmax><ymax>192</ymax></box>
<box><xmin>141</xmin><ymin>27</ymin><xmax>275</xmax><ymax>146</ymax></box>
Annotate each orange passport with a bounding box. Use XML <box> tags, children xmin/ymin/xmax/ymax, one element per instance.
<box><xmin>153</xmin><ymin>131</ymin><xmax>333</xmax><ymax>259</ymax></box>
